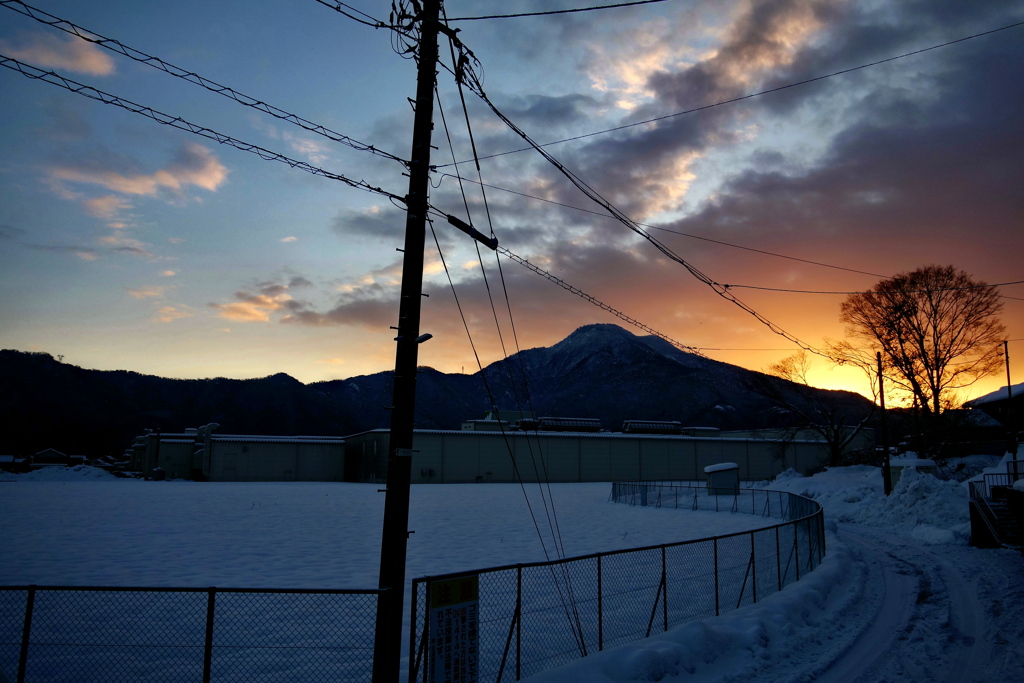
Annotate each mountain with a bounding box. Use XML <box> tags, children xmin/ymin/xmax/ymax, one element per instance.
<box><xmin>0</xmin><ymin>351</ymin><xmax>361</xmax><ymax>457</ymax></box>
<box><xmin>314</xmin><ymin>323</ymin><xmax>872</xmax><ymax>432</ymax></box>
<box><xmin>0</xmin><ymin>324</ymin><xmax>873</xmax><ymax>456</ymax></box>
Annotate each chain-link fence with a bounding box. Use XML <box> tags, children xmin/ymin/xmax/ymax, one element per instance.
<box><xmin>0</xmin><ymin>586</ymin><xmax>381</xmax><ymax>682</ymax></box>
<box><xmin>409</xmin><ymin>484</ymin><xmax>825</xmax><ymax>682</ymax></box>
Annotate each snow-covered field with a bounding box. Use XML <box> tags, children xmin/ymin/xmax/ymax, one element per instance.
<box><xmin>0</xmin><ymin>473</ymin><xmax>767</xmax><ymax>588</ymax></box>
<box><xmin>3</xmin><ymin>457</ymin><xmax>1024</xmax><ymax>682</ymax></box>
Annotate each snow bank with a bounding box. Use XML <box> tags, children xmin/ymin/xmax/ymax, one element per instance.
<box><xmin>525</xmin><ymin>532</ymin><xmax>861</xmax><ymax>683</ymax></box>
<box><xmin>756</xmin><ymin>466</ymin><xmax>885</xmax><ymax>522</ymax></box>
<box><xmin>13</xmin><ymin>465</ymin><xmax>117</xmax><ymax>481</ymax></box>
<box><xmin>848</xmin><ymin>467</ymin><xmax>969</xmax><ymax>544</ymax></box>
<box><xmin>757</xmin><ymin>465</ymin><xmax>970</xmax><ymax>545</ymax></box>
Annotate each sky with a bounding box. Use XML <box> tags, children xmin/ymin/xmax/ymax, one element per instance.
<box><xmin>1</xmin><ymin>0</ymin><xmax>1022</xmax><ymax>402</ymax></box>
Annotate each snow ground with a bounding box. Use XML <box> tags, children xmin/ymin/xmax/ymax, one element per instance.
<box><xmin>3</xmin><ymin>458</ymin><xmax>1024</xmax><ymax>681</ymax></box>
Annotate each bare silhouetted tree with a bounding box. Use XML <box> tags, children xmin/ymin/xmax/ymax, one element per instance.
<box><xmin>831</xmin><ymin>264</ymin><xmax>1005</xmax><ymax>417</ymax></box>
<box><xmin>751</xmin><ymin>351</ymin><xmax>875</xmax><ymax>467</ymax></box>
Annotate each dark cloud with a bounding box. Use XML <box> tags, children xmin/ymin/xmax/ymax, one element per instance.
<box><xmin>112</xmin><ymin>245</ymin><xmax>155</xmax><ymax>257</ymax></box>
<box><xmin>0</xmin><ymin>224</ymin><xmax>27</xmax><ymax>240</ymax></box>
<box><xmin>331</xmin><ymin>205</ymin><xmax>408</xmax><ymax>242</ymax></box>
<box><xmin>211</xmin><ymin>0</ymin><xmax>1024</xmax><ymax>369</ymax></box>
<box><xmin>671</xmin><ymin>29</ymin><xmax>1024</xmax><ymax>249</ymax></box>
<box><xmin>496</xmin><ymin>93</ymin><xmax>602</xmax><ymax>130</ymax></box>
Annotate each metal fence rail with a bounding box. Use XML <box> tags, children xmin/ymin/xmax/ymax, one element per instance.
<box><xmin>0</xmin><ymin>586</ymin><xmax>382</xmax><ymax>682</ymax></box>
<box><xmin>410</xmin><ymin>484</ymin><xmax>825</xmax><ymax>682</ymax></box>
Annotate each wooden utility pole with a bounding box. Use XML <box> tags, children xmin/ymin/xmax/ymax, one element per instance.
<box><xmin>877</xmin><ymin>352</ymin><xmax>892</xmax><ymax>495</ymax></box>
<box><xmin>1006</xmin><ymin>340</ymin><xmax>1018</xmax><ymax>457</ymax></box>
<box><xmin>372</xmin><ymin>1</ymin><xmax>440</xmax><ymax>680</ymax></box>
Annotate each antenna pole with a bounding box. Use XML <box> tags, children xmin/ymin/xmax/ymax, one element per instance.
<box><xmin>372</xmin><ymin>1</ymin><xmax>440</xmax><ymax>681</ymax></box>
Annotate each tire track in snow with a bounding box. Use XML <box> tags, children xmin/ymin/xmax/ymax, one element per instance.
<box><xmin>820</xmin><ymin>525</ymin><xmax>1019</xmax><ymax>683</ymax></box>
<box><xmin>811</xmin><ymin>527</ymin><xmax>917</xmax><ymax>683</ymax></box>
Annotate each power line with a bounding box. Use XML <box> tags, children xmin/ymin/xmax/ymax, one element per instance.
<box><xmin>310</xmin><ymin>0</ymin><xmax>391</xmax><ymax>29</ymax></box>
<box><xmin>437</xmin><ymin>172</ymin><xmax>889</xmax><ymax>279</ymax></box>
<box><xmin>0</xmin><ymin>55</ymin><xmax>405</xmax><ymax>202</ymax></box>
<box><xmin>448</xmin><ymin>0</ymin><xmax>672</xmax><ymax>21</ymax></box>
<box><xmin>436</xmin><ymin>178</ymin><xmax>1023</xmax><ymax>297</ymax></box>
<box><xmin>435</xmin><ymin>20</ymin><xmax>1024</xmax><ymax>168</ymax></box>
<box><xmin>725</xmin><ymin>279</ymin><xmax>1024</xmax><ymax>295</ymax></box>
<box><xmin>703</xmin><ymin>348</ymin><xmax>803</xmax><ymax>352</ymax></box>
<box><xmin>0</xmin><ymin>0</ymin><xmax>408</xmax><ymax>166</ymax></box>
<box><xmin>489</xmin><ymin>121</ymin><xmax>821</xmax><ymax>351</ymax></box>
<box><xmin>494</xmin><ymin>244</ymin><xmax>705</xmax><ymax>355</ymax></box>
<box><xmin>448</xmin><ymin>47</ymin><xmax>826</xmax><ymax>358</ymax></box>
<box><xmin>436</xmin><ymin>30</ymin><xmax>589</xmax><ymax>648</ymax></box>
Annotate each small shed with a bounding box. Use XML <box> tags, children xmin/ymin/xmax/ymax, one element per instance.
<box><xmin>889</xmin><ymin>456</ymin><xmax>937</xmax><ymax>488</ymax></box>
<box><xmin>704</xmin><ymin>462</ymin><xmax>739</xmax><ymax>495</ymax></box>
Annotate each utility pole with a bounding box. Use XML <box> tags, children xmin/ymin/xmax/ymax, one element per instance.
<box><xmin>1005</xmin><ymin>340</ymin><xmax>1018</xmax><ymax>457</ymax></box>
<box><xmin>877</xmin><ymin>351</ymin><xmax>892</xmax><ymax>495</ymax></box>
<box><xmin>372</xmin><ymin>1</ymin><xmax>440</xmax><ymax>681</ymax></box>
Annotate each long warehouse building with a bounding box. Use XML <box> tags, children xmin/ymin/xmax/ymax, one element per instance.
<box><xmin>344</xmin><ymin>426</ymin><xmax>841</xmax><ymax>484</ymax></box>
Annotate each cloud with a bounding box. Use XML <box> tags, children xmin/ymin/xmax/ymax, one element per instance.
<box><xmin>50</xmin><ymin>143</ymin><xmax>228</xmax><ymax>197</ymax></box>
<box><xmin>280</xmin><ymin>236</ymin><xmax>298</xmax><ymax>243</ymax></box>
<box><xmin>0</xmin><ymin>225</ymin><xmax>27</xmax><ymax>241</ymax></box>
<box><xmin>208</xmin><ymin>278</ymin><xmax>312</xmax><ymax>322</ymax></box>
<box><xmin>126</xmin><ymin>286</ymin><xmax>168</xmax><ymax>299</ymax></box>
<box><xmin>99</xmin><ymin>234</ymin><xmax>155</xmax><ymax>258</ymax></box>
<box><xmin>19</xmin><ymin>242</ymin><xmax>101</xmax><ymax>261</ymax></box>
<box><xmin>331</xmin><ymin>204</ymin><xmax>407</xmax><ymax>242</ymax></box>
<box><xmin>0</xmin><ymin>32</ymin><xmax>115</xmax><ymax>76</ymax></box>
<box><xmin>284</xmin><ymin>133</ymin><xmax>330</xmax><ymax>165</ymax></box>
<box><xmin>160</xmin><ymin>270</ymin><xmax>176</xmax><ymax>277</ymax></box>
<box><xmin>497</xmin><ymin>93</ymin><xmax>602</xmax><ymax>129</ymax></box>
<box><xmin>154</xmin><ymin>305</ymin><xmax>194</xmax><ymax>323</ymax></box>
<box><xmin>83</xmin><ymin>195</ymin><xmax>132</xmax><ymax>221</ymax></box>
<box><xmin>579</xmin><ymin>3</ymin><xmax>719</xmax><ymax>110</ymax></box>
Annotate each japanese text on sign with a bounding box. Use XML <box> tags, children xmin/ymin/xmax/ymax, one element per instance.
<box><xmin>429</xmin><ymin>575</ymin><xmax>479</xmax><ymax>683</ymax></box>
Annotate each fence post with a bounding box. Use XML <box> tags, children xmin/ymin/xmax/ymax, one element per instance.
<box><xmin>794</xmin><ymin>528</ymin><xmax>801</xmax><ymax>581</ymax></box>
<box><xmin>775</xmin><ymin>527</ymin><xmax>782</xmax><ymax>591</ymax></box>
<box><xmin>661</xmin><ymin>547</ymin><xmax>668</xmax><ymax>632</ymax></box>
<box><xmin>713</xmin><ymin>539</ymin><xmax>719</xmax><ymax>616</ymax></box>
<box><xmin>203</xmin><ymin>588</ymin><xmax>216</xmax><ymax>683</ymax></box>
<box><xmin>806</xmin><ymin>518</ymin><xmax>814</xmax><ymax>571</ymax></box>
<box><xmin>17</xmin><ymin>585</ymin><xmax>35</xmax><ymax>683</ymax></box>
<box><xmin>819</xmin><ymin>515</ymin><xmax>826</xmax><ymax>562</ymax></box>
<box><xmin>516</xmin><ymin>565</ymin><xmax>522</xmax><ymax>681</ymax></box>
<box><xmin>750</xmin><ymin>534</ymin><xmax>757</xmax><ymax>603</ymax></box>
<box><xmin>597</xmin><ymin>556</ymin><xmax>603</xmax><ymax>651</ymax></box>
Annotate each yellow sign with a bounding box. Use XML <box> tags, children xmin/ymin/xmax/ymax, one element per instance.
<box><xmin>429</xmin><ymin>575</ymin><xmax>479</xmax><ymax>683</ymax></box>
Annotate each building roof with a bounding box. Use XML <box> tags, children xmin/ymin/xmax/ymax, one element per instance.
<box><xmin>344</xmin><ymin>428</ymin><xmax>828</xmax><ymax>444</ymax></box>
<box><xmin>967</xmin><ymin>381</ymin><xmax>1024</xmax><ymax>406</ymax></box>
<box><xmin>210</xmin><ymin>434</ymin><xmax>344</xmax><ymax>444</ymax></box>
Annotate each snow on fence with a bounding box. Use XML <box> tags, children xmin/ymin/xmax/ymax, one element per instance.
<box><xmin>409</xmin><ymin>484</ymin><xmax>825</xmax><ymax>682</ymax></box>
<box><xmin>0</xmin><ymin>586</ymin><xmax>382</xmax><ymax>682</ymax></box>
